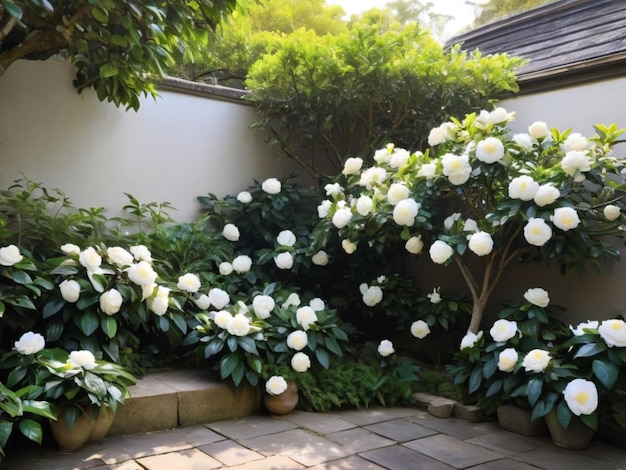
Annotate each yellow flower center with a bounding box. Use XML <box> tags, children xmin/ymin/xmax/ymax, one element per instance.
<box><xmin>575</xmin><ymin>391</ymin><xmax>591</xmax><ymax>405</ymax></box>
<box><xmin>611</xmin><ymin>322</ymin><xmax>623</xmax><ymax>331</ymax></box>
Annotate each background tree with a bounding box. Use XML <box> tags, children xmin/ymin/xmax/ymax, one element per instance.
<box><xmin>473</xmin><ymin>0</ymin><xmax>555</xmax><ymax>27</ymax></box>
<box><xmin>0</xmin><ymin>0</ymin><xmax>246</xmax><ymax>110</ymax></box>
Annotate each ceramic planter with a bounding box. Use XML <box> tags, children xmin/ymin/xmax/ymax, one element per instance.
<box><xmin>50</xmin><ymin>408</ymin><xmax>95</xmax><ymax>452</ymax></box>
<box><xmin>263</xmin><ymin>381</ymin><xmax>299</xmax><ymax>415</ymax></box>
<box><xmin>544</xmin><ymin>409</ymin><xmax>596</xmax><ymax>450</ymax></box>
<box><xmin>497</xmin><ymin>403</ymin><xmax>548</xmax><ymax>436</ymax></box>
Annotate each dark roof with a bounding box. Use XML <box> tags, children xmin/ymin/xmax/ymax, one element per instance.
<box><xmin>448</xmin><ymin>0</ymin><xmax>626</xmax><ymax>93</ymax></box>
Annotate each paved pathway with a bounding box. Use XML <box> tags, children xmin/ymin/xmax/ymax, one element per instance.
<box><xmin>5</xmin><ymin>407</ymin><xmax>625</xmax><ymax>469</ymax></box>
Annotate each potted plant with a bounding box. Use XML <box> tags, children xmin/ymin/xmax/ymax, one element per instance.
<box><xmin>0</xmin><ymin>331</ymin><xmax>136</xmax><ymax>451</ymax></box>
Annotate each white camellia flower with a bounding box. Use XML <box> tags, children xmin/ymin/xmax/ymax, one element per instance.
<box><xmin>0</xmin><ymin>244</ymin><xmax>23</xmax><ymax>267</ymax></box>
<box><xmin>252</xmin><ymin>295</ymin><xmax>275</xmax><ymax>319</ymax></box>
<box><xmin>427</xmin><ymin>287</ymin><xmax>441</xmax><ymax>304</ymax></box>
<box><xmin>59</xmin><ymin>279</ymin><xmax>81</xmax><ymax>303</ymax></box>
<box><xmin>393</xmin><ymin>198</ymin><xmax>419</xmax><ymax>226</ymax></box>
<box><xmin>441</xmin><ymin>153</ymin><xmax>471</xmax><ymax>185</ymax></box>
<box><xmin>149</xmin><ymin>286</ymin><xmax>170</xmax><ymax>316</ymax></box>
<box><xmin>296</xmin><ymin>306</ymin><xmax>318</xmax><ymax>330</ymax></box>
<box><xmin>213</xmin><ymin>310</ymin><xmax>232</xmax><ymax>329</ymax></box>
<box><xmin>359</xmin><ymin>167</ymin><xmax>387</xmax><ymax>189</ymax></box>
<box><xmin>287</xmin><ymin>330</ymin><xmax>308</xmax><ymax>351</ymax></box>
<box><xmin>227</xmin><ymin>313</ymin><xmax>251</xmax><ymax>336</ymax></box>
<box><xmin>508</xmin><ymin>175</ymin><xmax>539</xmax><ymax>201</ymax></box>
<box><xmin>570</xmin><ymin>320</ymin><xmax>599</xmax><ymax>336</ymax></box>
<box><xmin>524</xmin><ymin>287</ymin><xmax>550</xmax><ymax>307</ymax></box>
<box><xmin>14</xmin><ymin>331</ymin><xmax>45</xmax><ymax>355</ymax></box>
<box><xmin>142</xmin><ymin>283</ymin><xmax>156</xmax><ymax>301</ymax></box>
<box><xmin>603</xmin><ymin>204</ymin><xmax>621</xmax><ymax>221</ymax></box>
<box><xmin>389</xmin><ymin>148</ymin><xmax>411</xmax><ymax>168</ymax></box>
<box><xmin>342</xmin><ymin>157</ymin><xmax>363</xmax><ymax>175</ymax></box>
<box><xmin>444</xmin><ymin>212</ymin><xmax>460</xmax><ymax>231</ymax></box>
<box><xmin>523</xmin><ymin>218</ymin><xmax>553</xmax><ymax>246</ymax></box>
<box><xmin>262</xmin><ymin>178</ymin><xmax>281</xmax><ymax>194</ymax></box>
<box><xmin>429</xmin><ymin>240</ymin><xmax>453</xmax><ymax>264</ymax></box>
<box><xmin>237</xmin><ymin>191</ymin><xmax>252</xmax><ymax>203</ymax></box>
<box><xmin>222</xmin><ymin>224</ymin><xmax>240</xmax><ymax>242</ymax></box>
<box><xmin>309</xmin><ymin>298</ymin><xmax>325</xmax><ymax>311</ymax></box>
<box><xmin>219</xmin><ymin>262</ymin><xmax>234</xmax><ymax>275</ymax></box>
<box><xmin>387</xmin><ymin>183</ymin><xmax>411</xmax><ymax>205</ymax></box>
<box><xmin>317</xmin><ymin>200</ymin><xmax>332</xmax><ymax>218</ymax></box>
<box><xmin>177</xmin><ymin>273</ymin><xmax>201</xmax><ymax>293</ymax></box>
<box><xmin>209</xmin><ymin>288</ymin><xmax>230</xmax><ymax>310</ymax></box>
<box><xmin>194</xmin><ymin>294</ymin><xmax>212</xmax><ymax>311</ymax></box>
<box><xmin>312</xmin><ymin>250</ymin><xmax>329</xmax><ymax>266</ymax></box>
<box><xmin>291</xmin><ymin>352</ymin><xmax>311</xmax><ymax>372</ymax></box>
<box><xmin>550</xmin><ymin>207</ymin><xmax>580</xmax><ymax>231</ymax></box>
<box><xmin>468</xmin><ymin>231</ymin><xmax>494</xmax><ymax>256</ymax></box>
<box><xmin>475</xmin><ymin>137</ymin><xmax>505</xmax><ymax>164</ymax></box>
<box><xmin>498</xmin><ymin>348</ymin><xmax>519</xmax><ymax>372</ymax></box>
<box><xmin>127</xmin><ymin>261</ymin><xmax>158</xmax><ymax>286</ymax></box>
<box><xmin>100</xmin><ymin>289</ymin><xmax>123</xmax><ymax>315</ymax></box>
<box><xmin>460</xmin><ymin>331</ymin><xmax>483</xmax><ymax>350</ymax></box>
<box><xmin>463</xmin><ymin>218</ymin><xmax>478</xmax><ymax>232</ymax></box>
<box><xmin>356</xmin><ymin>195</ymin><xmax>374</xmax><ymax>216</ymax></box>
<box><xmin>378</xmin><ymin>339</ymin><xmax>395</xmax><ymax>357</ymax></box>
<box><xmin>528</xmin><ymin>121</ymin><xmax>550</xmax><ymax>140</ymax></box>
<box><xmin>405</xmin><ymin>236</ymin><xmax>424</xmax><ymax>255</ymax></box>
<box><xmin>562</xmin><ymin>133</ymin><xmax>591</xmax><ymax>152</ymax></box>
<box><xmin>374</xmin><ymin>145</ymin><xmax>393</xmax><ymax>164</ymax></box>
<box><xmin>342</xmin><ymin>239</ymin><xmax>357</xmax><ymax>254</ymax></box>
<box><xmin>107</xmin><ymin>246</ymin><xmax>134</xmax><ymax>267</ymax></box>
<box><xmin>69</xmin><ymin>350</ymin><xmax>97</xmax><ymax>370</ymax></box>
<box><xmin>362</xmin><ymin>285</ymin><xmax>383</xmax><ymax>307</ymax></box>
<box><xmin>277</xmin><ymin>230</ymin><xmax>296</xmax><ymax>247</ymax></box>
<box><xmin>417</xmin><ymin>162</ymin><xmax>437</xmax><ymax>179</ymax></box>
<box><xmin>486</xmin><ymin>107</ymin><xmax>514</xmax><ymax>125</ymax></box>
<box><xmin>410</xmin><ymin>320</ymin><xmax>430</xmax><ymax>339</ymax></box>
<box><xmin>232</xmin><ymin>255</ymin><xmax>252</xmax><ymax>273</ymax></box>
<box><xmin>265</xmin><ymin>375</ymin><xmax>288</xmax><ymax>395</ymax></box>
<box><xmin>598</xmin><ymin>319</ymin><xmax>626</xmax><ymax>347</ymax></box>
<box><xmin>130</xmin><ymin>245</ymin><xmax>152</xmax><ymax>262</ymax></box>
<box><xmin>61</xmin><ymin>243</ymin><xmax>81</xmax><ymax>255</ymax></box>
<box><xmin>533</xmin><ymin>185</ymin><xmax>560</xmax><ymax>207</ymax></box>
<box><xmin>78</xmin><ymin>247</ymin><xmax>102</xmax><ymax>271</ymax></box>
<box><xmin>332</xmin><ymin>207</ymin><xmax>353</xmax><ymax>229</ymax></box>
<box><xmin>490</xmin><ymin>319</ymin><xmax>518</xmax><ymax>342</ymax></box>
<box><xmin>512</xmin><ymin>133</ymin><xmax>533</xmax><ymax>151</ymax></box>
<box><xmin>324</xmin><ymin>182</ymin><xmax>343</xmax><ymax>197</ymax></box>
<box><xmin>563</xmin><ymin>379</ymin><xmax>598</xmax><ymax>415</ymax></box>
<box><xmin>282</xmin><ymin>293</ymin><xmax>301</xmax><ymax>309</ymax></box>
<box><xmin>561</xmin><ymin>150</ymin><xmax>592</xmax><ymax>177</ymax></box>
<box><xmin>274</xmin><ymin>252</ymin><xmax>294</xmax><ymax>270</ymax></box>
<box><xmin>522</xmin><ymin>349</ymin><xmax>551</xmax><ymax>372</ymax></box>
<box><xmin>428</xmin><ymin>124</ymin><xmax>454</xmax><ymax>146</ymax></box>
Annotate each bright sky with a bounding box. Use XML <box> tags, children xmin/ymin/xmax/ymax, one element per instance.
<box><xmin>326</xmin><ymin>0</ymin><xmax>477</xmax><ymax>39</ymax></box>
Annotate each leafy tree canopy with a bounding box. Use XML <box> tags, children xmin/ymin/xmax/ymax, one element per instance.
<box><xmin>474</xmin><ymin>0</ymin><xmax>556</xmax><ymax>27</ymax></box>
<box><xmin>0</xmin><ymin>0</ymin><xmax>246</xmax><ymax>110</ymax></box>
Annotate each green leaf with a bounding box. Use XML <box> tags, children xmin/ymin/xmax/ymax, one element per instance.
<box><xmin>237</xmin><ymin>336</ymin><xmax>258</xmax><ymax>355</ymax></box>
<box><xmin>101</xmin><ymin>316</ymin><xmax>118</xmax><ymax>339</ymax></box>
<box><xmin>0</xmin><ymin>421</ymin><xmax>13</xmax><ymax>452</ymax></box>
<box><xmin>79</xmin><ymin>311</ymin><xmax>99</xmax><ymax>336</ymax></box>
<box><xmin>10</xmin><ymin>269</ymin><xmax>32</xmax><ymax>284</ymax></box>
<box><xmin>100</xmin><ymin>63</ymin><xmax>119</xmax><ymax>78</ymax></box>
<box><xmin>172</xmin><ymin>313</ymin><xmax>187</xmax><ymax>334</ymax></box>
<box><xmin>18</xmin><ymin>419</ymin><xmax>43</xmax><ymax>444</ymax></box>
<box><xmin>556</xmin><ymin>400</ymin><xmax>572</xmax><ymax>428</ymax></box>
<box><xmin>485</xmin><ymin>379</ymin><xmax>502</xmax><ymax>398</ymax></box>
<box><xmin>468</xmin><ymin>367</ymin><xmax>482</xmax><ymax>394</ymax></box>
<box><xmin>527</xmin><ymin>379</ymin><xmax>543</xmax><ymax>407</ymax></box>
<box><xmin>204</xmin><ymin>340</ymin><xmax>224</xmax><ymax>359</ymax></box>
<box><xmin>315</xmin><ymin>348</ymin><xmax>330</xmax><ymax>369</ymax></box>
<box><xmin>574</xmin><ymin>342</ymin><xmax>606</xmax><ymax>358</ymax></box>
<box><xmin>43</xmin><ymin>298</ymin><xmax>65</xmax><ymax>318</ymax></box>
<box><xmin>92</xmin><ymin>6</ymin><xmax>110</xmax><ymax>23</ymax></box>
<box><xmin>5</xmin><ymin>2</ymin><xmax>23</xmax><ymax>20</ymax></box>
<box><xmin>592</xmin><ymin>359</ymin><xmax>619</xmax><ymax>389</ymax></box>
<box><xmin>220</xmin><ymin>353</ymin><xmax>240</xmax><ymax>378</ymax></box>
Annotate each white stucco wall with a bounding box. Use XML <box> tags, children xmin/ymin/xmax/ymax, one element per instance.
<box><xmin>0</xmin><ymin>59</ymin><xmax>299</xmax><ymax>222</ymax></box>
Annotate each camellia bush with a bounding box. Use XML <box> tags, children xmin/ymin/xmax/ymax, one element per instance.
<box><xmin>311</xmin><ymin>107</ymin><xmax>626</xmax><ymax>334</ymax></box>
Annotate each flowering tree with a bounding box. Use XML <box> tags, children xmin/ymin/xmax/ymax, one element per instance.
<box><xmin>312</xmin><ymin>108</ymin><xmax>626</xmax><ymax>333</ymax></box>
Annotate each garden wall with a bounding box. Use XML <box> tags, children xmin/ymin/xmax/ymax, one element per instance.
<box><xmin>0</xmin><ymin>59</ymin><xmax>300</xmax><ymax>222</ymax></box>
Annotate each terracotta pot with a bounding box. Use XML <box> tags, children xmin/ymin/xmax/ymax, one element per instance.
<box><xmin>88</xmin><ymin>407</ymin><xmax>116</xmax><ymax>442</ymax></box>
<box><xmin>50</xmin><ymin>407</ymin><xmax>95</xmax><ymax>452</ymax></box>
<box><xmin>497</xmin><ymin>403</ymin><xmax>548</xmax><ymax>436</ymax></box>
<box><xmin>545</xmin><ymin>409</ymin><xmax>596</xmax><ymax>450</ymax></box>
<box><xmin>263</xmin><ymin>381</ymin><xmax>299</xmax><ymax>415</ymax></box>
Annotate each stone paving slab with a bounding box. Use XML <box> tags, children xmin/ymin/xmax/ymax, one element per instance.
<box><xmin>285</xmin><ymin>411</ymin><xmax>357</xmax><ymax>435</ymax></box>
<box><xmin>364</xmin><ymin>417</ymin><xmax>439</xmax><ymax>442</ymax></box>
<box><xmin>465</xmin><ymin>428</ymin><xmax>551</xmax><ymax>455</ymax></box>
<box><xmin>198</xmin><ymin>439</ymin><xmax>265</xmax><ymax>466</ymax></box>
<box><xmin>518</xmin><ymin>443</ymin><xmax>626</xmax><ymax>470</ymax></box>
<box><xmin>225</xmin><ymin>455</ymin><xmax>305</xmax><ymax>469</ymax></box>
<box><xmin>333</xmin><ymin>407</ymin><xmax>422</xmax><ymax>426</ymax></box>
<box><xmin>324</xmin><ymin>427</ymin><xmax>396</xmax><ymax>454</ymax></box>
<box><xmin>359</xmin><ymin>443</ymin><xmax>455</xmax><ymax>470</ymax></box>
<box><xmin>308</xmin><ymin>455</ymin><xmax>388</xmax><ymax>469</ymax></box>
<box><xmin>135</xmin><ymin>448</ymin><xmax>222</xmax><ymax>470</ymax></box>
<box><xmin>207</xmin><ymin>414</ymin><xmax>298</xmax><ymax>440</ymax></box>
<box><xmin>404</xmin><ymin>433</ymin><xmax>503</xmax><ymax>468</ymax></box>
<box><xmin>407</xmin><ymin>413</ymin><xmax>502</xmax><ymax>440</ymax></box>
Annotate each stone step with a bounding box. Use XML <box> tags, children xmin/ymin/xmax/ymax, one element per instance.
<box><xmin>109</xmin><ymin>369</ymin><xmax>262</xmax><ymax>436</ymax></box>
